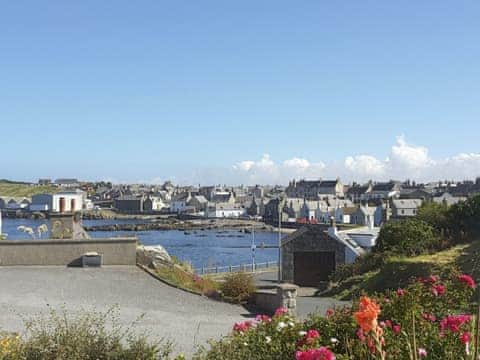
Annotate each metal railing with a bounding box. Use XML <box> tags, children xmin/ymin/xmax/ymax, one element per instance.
<box><xmin>194</xmin><ymin>261</ymin><xmax>279</xmax><ymax>275</ymax></box>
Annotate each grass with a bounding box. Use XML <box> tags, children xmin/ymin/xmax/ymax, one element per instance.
<box><xmin>324</xmin><ymin>240</ymin><xmax>480</xmax><ymax>300</ymax></box>
<box><xmin>0</xmin><ymin>181</ymin><xmax>58</xmax><ymax>198</ymax></box>
<box><xmin>153</xmin><ymin>259</ymin><xmax>219</xmax><ymax>296</ymax></box>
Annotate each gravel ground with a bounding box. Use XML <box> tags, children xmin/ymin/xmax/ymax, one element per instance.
<box><xmin>0</xmin><ymin>266</ymin><xmax>249</xmax><ymax>356</ymax></box>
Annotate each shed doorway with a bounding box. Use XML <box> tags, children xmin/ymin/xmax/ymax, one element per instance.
<box><xmin>293</xmin><ymin>251</ymin><xmax>335</xmax><ymax>287</ymax></box>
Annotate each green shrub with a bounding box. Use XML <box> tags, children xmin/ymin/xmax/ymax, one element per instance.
<box><xmin>6</xmin><ymin>306</ymin><xmax>173</xmax><ymax>360</ymax></box>
<box><xmin>375</xmin><ymin>219</ymin><xmax>440</xmax><ymax>256</ymax></box>
<box><xmin>220</xmin><ymin>272</ymin><xmax>256</xmax><ymax>304</ymax></box>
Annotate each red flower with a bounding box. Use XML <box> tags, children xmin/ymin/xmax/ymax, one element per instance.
<box><xmin>393</xmin><ymin>324</ymin><xmax>401</xmax><ymax>335</ymax></box>
<box><xmin>431</xmin><ymin>284</ymin><xmax>446</xmax><ymax>296</ymax></box>
<box><xmin>396</xmin><ymin>288</ymin><xmax>406</xmax><ymax>296</ymax></box>
<box><xmin>440</xmin><ymin>315</ymin><xmax>471</xmax><ymax>335</ymax></box>
<box><xmin>461</xmin><ymin>332</ymin><xmax>471</xmax><ymax>344</ymax></box>
<box><xmin>458</xmin><ymin>274</ymin><xmax>476</xmax><ymax>289</ymax></box>
<box><xmin>295</xmin><ymin>347</ymin><xmax>336</xmax><ymax>360</ymax></box>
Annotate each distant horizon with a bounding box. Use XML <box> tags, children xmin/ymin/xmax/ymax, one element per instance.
<box><xmin>4</xmin><ymin>171</ymin><xmax>480</xmax><ymax>188</ymax></box>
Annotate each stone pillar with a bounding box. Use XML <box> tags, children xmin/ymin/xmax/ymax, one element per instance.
<box><xmin>276</xmin><ymin>283</ymin><xmax>299</xmax><ymax>315</ymax></box>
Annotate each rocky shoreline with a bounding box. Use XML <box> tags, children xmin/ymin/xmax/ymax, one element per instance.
<box><xmin>83</xmin><ymin>221</ymin><xmax>274</xmax><ymax>232</ymax></box>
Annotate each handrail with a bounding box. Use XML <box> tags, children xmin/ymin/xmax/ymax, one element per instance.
<box><xmin>194</xmin><ymin>261</ymin><xmax>279</xmax><ymax>274</ymax></box>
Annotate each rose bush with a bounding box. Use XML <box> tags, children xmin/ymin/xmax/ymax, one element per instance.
<box><xmin>195</xmin><ymin>271</ymin><xmax>477</xmax><ymax>360</ymax></box>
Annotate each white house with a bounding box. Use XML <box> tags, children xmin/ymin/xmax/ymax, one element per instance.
<box><xmin>206</xmin><ymin>203</ymin><xmax>246</xmax><ymax>218</ymax></box>
<box><xmin>432</xmin><ymin>192</ymin><xmax>466</xmax><ymax>206</ymax></box>
<box><xmin>392</xmin><ymin>199</ymin><xmax>423</xmax><ymax>218</ymax></box>
<box><xmin>170</xmin><ymin>192</ymin><xmax>191</xmax><ymax>213</ymax></box>
<box><xmin>31</xmin><ymin>190</ymin><xmax>85</xmax><ymax>213</ymax></box>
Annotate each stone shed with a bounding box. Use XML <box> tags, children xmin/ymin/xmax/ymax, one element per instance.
<box><xmin>281</xmin><ymin>225</ymin><xmax>362</xmax><ymax>287</ymax></box>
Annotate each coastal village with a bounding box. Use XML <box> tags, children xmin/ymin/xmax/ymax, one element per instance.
<box><xmin>1</xmin><ymin>1</ymin><xmax>478</xmax><ymax>357</ymax></box>
<box><xmin>0</xmin><ymin>177</ymin><xmax>477</xmax><ymax>286</ymax></box>
<box><xmin>1</xmin><ymin>177</ymin><xmax>475</xmax><ymax>222</ymax></box>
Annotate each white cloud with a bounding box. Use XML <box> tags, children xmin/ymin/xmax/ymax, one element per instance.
<box><xmin>344</xmin><ymin>155</ymin><xmax>385</xmax><ymax>178</ymax></box>
<box><xmin>229</xmin><ymin>136</ymin><xmax>480</xmax><ymax>185</ymax></box>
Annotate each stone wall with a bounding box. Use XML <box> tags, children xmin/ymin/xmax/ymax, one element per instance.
<box><xmin>253</xmin><ymin>283</ymin><xmax>299</xmax><ymax>315</ymax></box>
<box><xmin>0</xmin><ymin>237</ymin><xmax>137</xmax><ymax>266</ymax></box>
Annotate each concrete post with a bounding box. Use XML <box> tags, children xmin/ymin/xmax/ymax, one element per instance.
<box><xmin>275</xmin><ymin>283</ymin><xmax>299</xmax><ymax>315</ymax></box>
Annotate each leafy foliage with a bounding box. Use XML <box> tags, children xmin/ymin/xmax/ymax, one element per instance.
<box><xmin>220</xmin><ymin>272</ymin><xmax>256</xmax><ymax>304</ymax></box>
<box><xmin>195</xmin><ymin>271</ymin><xmax>477</xmax><ymax>360</ymax></box>
<box><xmin>0</xmin><ymin>306</ymin><xmax>174</xmax><ymax>359</ymax></box>
<box><xmin>375</xmin><ymin>219</ymin><xmax>440</xmax><ymax>256</ymax></box>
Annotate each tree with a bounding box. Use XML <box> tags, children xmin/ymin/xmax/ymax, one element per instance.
<box><xmin>375</xmin><ymin>219</ymin><xmax>440</xmax><ymax>256</ymax></box>
<box><xmin>448</xmin><ymin>194</ymin><xmax>480</xmax><ymax>242</ymax></box>
<box><xmin>417</xmin><ymin>201</ymin><xmax>450</xmax><ymax>232</ymax></box>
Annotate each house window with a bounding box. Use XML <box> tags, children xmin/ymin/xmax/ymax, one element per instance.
<box><xmin>401</xmin><ymin>210</ymin><xmax>405</xmax><ymax>215</ymax></box>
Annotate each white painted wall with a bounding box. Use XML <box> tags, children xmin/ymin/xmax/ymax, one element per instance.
<box><xmin>52</xmin><ymin>193</ymin><xmax>84</xmax><ymax>212</ymax></box>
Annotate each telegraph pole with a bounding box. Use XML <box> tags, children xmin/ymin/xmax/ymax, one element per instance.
<box><xmin>251</xmin><ymin>225</ymin><xmax>256</xmax><ymax>272</ymax></box>
<box><xmin>278</xmin><ymin>199</ymin><xmax>282</xmax><ymax>283</ymax></box>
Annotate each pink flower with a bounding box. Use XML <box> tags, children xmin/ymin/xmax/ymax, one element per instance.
<box><xmin>295</xmin><ymin>347</ymin><xmax>336</xmax><ymax>360</ymax></box>
<box><xmin>392</xmin><ymin>324</ymin><xmax>401</xmax><ymax>335</ymax></box>
<box><xmin>325</xmin><ymin>309</ymin><xmax>335</xmax><ymax>317</ymax></box>
<box><xmin>440</xmin><ymin>315</ymin><xmax>471</xmax><ymax>335</ymax></box>
<box><xmin>431</xmin><ymin>284</ymin><xmax>446</xmax><ymax>296</ymax></box>
<box><xmin>422</xmin><ymin>313</ymin><xmax>436</xmax><ymax>322</ymax></box>
<box><xmin>297</xmin><ymin>329</ymin><xmax>320</xmax><ymax>347</ymax></box>
<box><xmin>459</xmin><ymin>274</ymin><xmax>476</xmax><ymax>288</ymax></box>
<box><xmin>461</xmin><ymin>332</ymin><xmax>471</xmax><ymax>345</ymax></box>
<box><xmin>418</xmin><ymin>348</ymin><xmax>427</xmax><ymax>358</ymax></box>
<box><xmin>419</xmin><ymin>275</ymin><xmax>439</xmax><ymax>284</ymax></box>
<box><xmin>396</xmin><ymin>288</ymin><xmax>406</xmax><ymax>296</ymax></box>
<box><xmin>274</xmin><ymin>307</ymin><xmax>289</xmax><ymax>317</ymax></box>
<box><xmin>385</xmin><ymin>320</ymin><xmax>392</xmax><ymax>328</ymax></box>
<box><xmin>356</xmin><ymin>328</ymin><xmax>366</xmax><ymax>342</ymax></box>
<box><xmin>255</xmin><ymin>314</ymin><xmax>271</xmax><ymax>323</ymax></box>
<box><xmin>233</xmin><ymin>320</ymin><xmax>253</xmax><ymax>332</ymax></box>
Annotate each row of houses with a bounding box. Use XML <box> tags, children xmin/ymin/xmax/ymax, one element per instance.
<box><xmin>0</xmin><ymin>190</ymin><xmax>91</xmax><ymax>213</ymax></box>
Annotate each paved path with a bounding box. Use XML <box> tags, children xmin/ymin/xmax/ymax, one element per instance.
<box><xmin>0</xmin><ymin>266</ymin><xmax>249</xmax><ymax>356</ymax></box>
<box><xmin>254</xmin><ymin>271</ymin><xmax>350</xmax><ymax>318</ymax></box>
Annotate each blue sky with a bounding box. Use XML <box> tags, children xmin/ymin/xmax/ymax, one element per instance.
<box><xmin>0</xmin><ymin>1</ymin><xmax>478</xmax><ymax>184</ymax></box>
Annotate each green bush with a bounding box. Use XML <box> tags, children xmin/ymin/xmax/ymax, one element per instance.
<box><xmin>375</xmin><ymin>218</ymin><xmax>440</xmax><ymax>256</ymax></box>
<box><xmin>220</xmin><ymin>272</ymin><xmax>256</xmax><ymax>304</ymax></box>
<box><xmin>2</xmin><ymin>306</ymin><xmax>173</xmax><ymax>360</ymax></box>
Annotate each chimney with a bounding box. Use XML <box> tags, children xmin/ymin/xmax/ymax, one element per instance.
<box><xmin>328</xmin><ymin>216</ymin><xmax>338</xmax><ymax>237</ymax></box>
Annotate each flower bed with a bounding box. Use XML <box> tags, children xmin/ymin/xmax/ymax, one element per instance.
<box><xmin>195</xmin><ymin>270</ymin><xmax>477</xmax><ymax>359</ymax></box>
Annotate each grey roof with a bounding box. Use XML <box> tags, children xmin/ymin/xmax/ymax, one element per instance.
<box><xmin>115</xmin><ymin>195</ymin><xmax>142</xmax><ymax>201</ymax></box>
<box><xmin>372</xmin><ymin>182</ymin><xmax>398</xmax><ymax>192</ymax></box>
<box><xmin>392</xmin><ymin>199</ymin><xmax>423</xmax><ymax>209</ymax></box>
<box><xmin>55</xmin><ymin>178</ymin><xmax>79</xmax><ymax>184</ymax></box>
<box><xmin>192</xmin><ymin>195</ymin><xmax>208</xmax><ymax>204</ymax></box>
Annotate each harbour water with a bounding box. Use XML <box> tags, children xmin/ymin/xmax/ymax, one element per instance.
<box><xmin>1</xmin><ymin>218</ymin><xmax>279</xmax><ymax>268</ymax></box>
